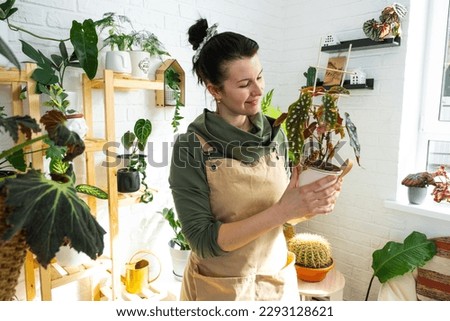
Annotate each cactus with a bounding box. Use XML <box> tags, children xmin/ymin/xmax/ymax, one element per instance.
<box><xmin>287</xmin><ymin>233</ymin><xmax>333</xmax><ymax>268</ymax></box>
<box><xmin>303</xmin><ymin>67</ymin><xmax>317</xmax><ymax>87</ymax></box>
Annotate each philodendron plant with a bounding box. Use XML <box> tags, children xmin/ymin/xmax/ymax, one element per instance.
<box><xmin>120</xmin><ymin>118</ymin><xmax>153</xmax><ymax>203</ymax></box>
<box><xmin>0</xmin><ymin>105</ymin><xmax>107</xmax><ymax>267</ymax></box>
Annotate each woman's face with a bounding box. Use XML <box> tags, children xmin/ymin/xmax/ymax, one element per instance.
<box><xmin>214</xmin><ymin>54</ymin><xmax>265</xmax><ymax>117</ymax></box>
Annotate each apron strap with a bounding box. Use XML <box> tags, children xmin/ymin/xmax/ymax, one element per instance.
<box><xmin>194</xmin><ymin>133</ymin><xmax>215</xmax><ymax>155</ymax></box>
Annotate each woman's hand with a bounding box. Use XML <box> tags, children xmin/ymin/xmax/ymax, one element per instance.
<box><xmin>277</xmin><ymin>165</ymin><xmax>343</xmax><ymax>222</ymax></box>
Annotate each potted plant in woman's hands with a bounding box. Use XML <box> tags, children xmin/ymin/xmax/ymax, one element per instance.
<box><xmin>118</xmin><ymin>118</ymin><xmax>153</xmax><ymax>203</ymax></box>
<box><xmin>277</xmin><ymin>84</ymin><xmax>360</xmax><ymax>186</ymax></box>
<box><xmin>159</xmin><ymin>207</ymin><xmax>191</xmax><ymax>280</ymax></box>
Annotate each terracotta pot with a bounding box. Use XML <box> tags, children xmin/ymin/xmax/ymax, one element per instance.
<box><xmin>294</xmin><ymin>259</ymin><xmax>334</xmax><ymax>282</ymax></box>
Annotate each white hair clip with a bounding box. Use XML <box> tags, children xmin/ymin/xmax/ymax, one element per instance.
<box><xmin>193</xmin><ymin>23</ymin><xmax>218</xmax><ymax>63</ymax></box>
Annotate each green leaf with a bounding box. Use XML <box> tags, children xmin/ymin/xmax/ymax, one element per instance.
<box><xmin>5</xmin><ymin>148</ymin><xmax>25</xmax><ymax>172</ymax></box>
<box><xmin>0</xmin><ymin>35</ymin><xmax>20</xmax><ymax>70</ymax></box>
<box><xmin>0</xmin><ymin>114</ymin><xmax>41</xmax><ymax>142</ymax></box>
<box><xmin>372</xmin><ymin>231</ymin><xmax>437</xmax><ymax>283</ymax></box>
<box><xmin>134</xmin><ymin>119</ymin><xmax>152</xmax><ymax>148</ymax></box>
<box><xmin>49</xmin><ymin>157</ymin><xmax>69</xmax><ymax>175</ymax></box>
<box><xmin>0</xmin><ymin>0</ymin><xmax>18</xmax><ymax>20</ymax></box>
<box><xmin>2</xmin><ymin>170</ymin><xmax>106</xmax><ymax>267</ymax></box>
<box><xmin>76</xmin><ymin>184</ymin><xmax>108</xmax><ymax>199</ymax></box>
<box><xmin>121</xmin><ymin>131</ymin><xmax>136</xmax><ymax>150</ymax></box>
<box><xmin>70</xmin><ymin>19</ymin><xmax>98</xmax><ymax>80</ymax></box>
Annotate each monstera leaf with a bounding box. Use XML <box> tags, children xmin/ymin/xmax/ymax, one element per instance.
<box><xmin>2</xmin><ymin>170</ymin><xmax>106</xmax><ymax>267</ymax></box>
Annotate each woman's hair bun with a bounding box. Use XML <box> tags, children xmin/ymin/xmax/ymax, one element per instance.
<box><xmin>188</xmin><ymin>18</ymin><xmax>209</xmax><ymax>50</ymax></box>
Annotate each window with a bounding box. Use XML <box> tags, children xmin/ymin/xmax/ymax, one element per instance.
<box><xmin>419</xmin><ymin>1</ymin><xmax>450</xmax><ymax>173</ymax></box>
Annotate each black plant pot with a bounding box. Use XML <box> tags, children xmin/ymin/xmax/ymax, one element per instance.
<box><xmin>117</xmin><ymin>168</ymin><xmax>140</xmax><ymax>193</ymax></box>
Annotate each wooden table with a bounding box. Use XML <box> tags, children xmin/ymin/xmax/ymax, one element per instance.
<box><xmin>297</xmin><ymin>268</ymin><xmax>345</xmax><ymax>301</ymax></box>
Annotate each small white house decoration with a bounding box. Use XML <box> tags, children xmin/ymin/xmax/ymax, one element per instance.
<box><xmin>350</xmin><ymin>69</ymin><xmax>367</xmax><ymax>85</ymax></box>
<box><xmin>322</xmin><ymin>34</ymin><xmax>340</xmax><ymax>47</ymax></box>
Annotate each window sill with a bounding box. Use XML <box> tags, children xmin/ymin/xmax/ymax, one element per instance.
<box><xmin>384</xmin><ymin>199</ymin><xmax>450</xmax><ymax>222</ymax></box>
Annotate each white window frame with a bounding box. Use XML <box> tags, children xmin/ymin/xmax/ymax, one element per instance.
<box><xmin>417</xmin><ymin>0</ymin><xmax>450</xmax><ymax>170</ymax></box>
<box><xmin>385</xmin><ymin>0</ymin><xmax>450</xmax><ymax>221</ymax></box>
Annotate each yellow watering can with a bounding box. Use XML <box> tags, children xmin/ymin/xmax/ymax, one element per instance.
<box><xmin>123</xmin><ymin>250</ymin><xmax>161</xmax><ymax>294</ymax></box>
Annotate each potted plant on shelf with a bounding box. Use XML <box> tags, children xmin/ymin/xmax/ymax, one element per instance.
<box><xmin>128</xmin><ymin>29</ymin><xmax>169</xmax><ymax>79</ymax></box>
<box><xmin>40</xmin><ymin>84</ymin><xmax>88</xmax><ymax>139</ymax></box>
<box><xmin>165</xmin><ymin>67</ymin><xmax>184</xmax><ymax>132</ymax></box>
<box><xmin>430</xmin><ymin>165</ymin><xmax>450</xmax><ymax>203</ymax></box>
<box><xmin>95</xmin><ymin>12</ymin><xmax>134</xmax><ymax>74</ymax></box>
<box><xmin>159</xmin><ymin>207</ymin><xmax>191</xmax><ymax>280</ymax></box>
<box><xmin>118</xmin><ymin>118</ymin><xmax>153</xmax><ymax>203</ymax></box>
<box><xmin>401</xmin><ymin>165</ymin><xmax>450</xmax><ymax>205</ymax></box>
<box><xmin>401</xmin><ymin>170</ymin><xmax>436</xmax><ymax>205</ymax></box>
<box><xmin>0</xmin><ymin>105</ymin><xmax>108</xmax><ymax>300</ymax></box>
<box><xmin>287</xmin><ymin>232</ymin><xmax>334</xmax><ymax>282</ymax></box>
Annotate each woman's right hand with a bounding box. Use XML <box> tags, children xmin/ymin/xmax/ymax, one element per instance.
<box><xmin>277</xmin><ymin>165</ymin><xmax>342</xmax><ymax>222</ymax></box>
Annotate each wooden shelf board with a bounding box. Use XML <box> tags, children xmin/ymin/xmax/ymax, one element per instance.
<box><xmin>49</xmin><ymin>256</ymin><xmax>111</xmax><ymax>289</ymax></box>
<box><xmin>321</xmin><ymin>37</ymin><xmax>401</xmax><ymax>53</ymax></box>
<box><xmin>84</xmin><ymin>138</ymin><xmax>108</xmax><ymax>152</ymax></box>
<box><xmin>89</xmin><ymin>73</ymin><xmax>164</xmax><ymax>90</ymax></box>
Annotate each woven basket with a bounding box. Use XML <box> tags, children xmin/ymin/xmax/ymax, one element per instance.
<box><xmin>0</xmin><ymin>193</ymin><xmax>27</xmax><ymax>301</ymax></box>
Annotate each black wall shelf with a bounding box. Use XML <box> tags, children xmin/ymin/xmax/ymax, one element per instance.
<box><xmin>316</xmin><ymin>78</ymin><xmax>374</xmax><ymax>90</ymax></box>
<box><xmin>321</xmin><ymin>37</ymin><xmax>401</xmax><ymax>53</ymax></box>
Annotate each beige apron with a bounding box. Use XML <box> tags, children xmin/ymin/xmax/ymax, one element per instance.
<box><xmin>180</xmin><ymin>134</ymin><xmax>298</xmax><ymax>301</ymax></box>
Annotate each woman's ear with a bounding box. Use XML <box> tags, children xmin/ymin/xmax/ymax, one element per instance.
<box><xmin>206</xmin><ymin>84</ymin><xmax>221</xmax><ymax>101</ymax></box>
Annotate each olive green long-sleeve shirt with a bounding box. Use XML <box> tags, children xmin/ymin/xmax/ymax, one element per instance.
<box><xmin>169</xmin><ymin>109</ymin><xmax>288</xmax><ymax>259</ymax></box>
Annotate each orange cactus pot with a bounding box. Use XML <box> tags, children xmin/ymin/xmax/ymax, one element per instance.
<box><xmin>295</xmin><ymin>259</ymin><xmax>334</xmax><ymax>282</ymax></box>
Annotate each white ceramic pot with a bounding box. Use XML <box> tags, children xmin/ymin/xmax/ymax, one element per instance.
<box><xmin>129</xmin><ymin>51</ymin><xmax>151</xmax><ymax>79</ymax></box>
<box><xmin>66</xmin><ymin>113</ymin><xmax>88</xmax><ymax>139</ymax></box>
<box><xmin>288</xmin><ymin>166</ymin><xmax>342</xmax><ymax>225</ymax></box>
<box><xmin>105</xmin><ymin>51</ymin><xmax>132</xmax><ymax>74</ymax></box>
<box><xmin>55</xmin><ymin>245</ymin><xmax>92</xmax><ymax>267</ymax></box>
<box><xmin>168</xmin><ymin>240</ymin><xmax>190</xmax><ymax>281</ymax></box>
<box><xmin>164</xmin><ymin>85</ymin><xmax>177</xmax><ymax>106</ymax></box>
<box><xmin>298</xmin><ymin>166</ymin><xmax>342</xmax><ymax>188</ymax></box>
<box><xmin>407</xmin><ymin>186</ymin><xmax>428</xmax><ymax>205</ymax></box>
<box><xmin>147</xmin><ymin>57</ymin><xmax>163</xmax><ymax>80</ymax></box>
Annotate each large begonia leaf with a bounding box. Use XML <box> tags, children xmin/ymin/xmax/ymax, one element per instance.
<box><xmin>2</xmin><ymin>170</ymin><xmax>106</xmax><ymax>267</ymax></box>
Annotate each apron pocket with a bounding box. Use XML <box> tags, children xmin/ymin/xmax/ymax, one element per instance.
<box><xmin>256</xmin><ymin>251</ymin><xmax>298</xmax><ymax>301</ymax></box>
<box><xmin>192</xmin><ymin>266</ymin><xmax>256</xmax><ymax>301</ymax></box>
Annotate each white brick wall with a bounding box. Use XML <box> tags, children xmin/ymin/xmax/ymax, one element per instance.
<box><xmin>3</xmin><ymin>0</ymin><xmax>450</xmax><ymax>301</ymax></box>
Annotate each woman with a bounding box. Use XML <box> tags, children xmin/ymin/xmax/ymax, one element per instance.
<box><xmin>169</xmin><ymin>18</ymin><xmax>342</xmax><ymax>301</ymax></box>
